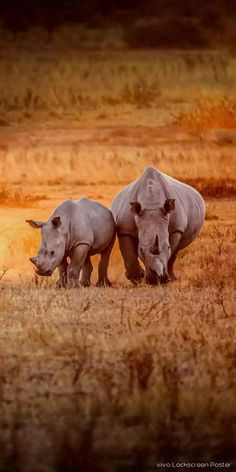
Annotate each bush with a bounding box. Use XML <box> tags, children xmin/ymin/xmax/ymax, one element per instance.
<box><xmin>121</xmin><ymin>78</ymin><xmax>160</xmax><ymax>107</ymax></box>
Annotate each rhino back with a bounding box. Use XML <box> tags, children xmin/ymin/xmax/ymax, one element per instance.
<box><xmin>51</xmin><ymin>198</ymin><xmax>115</xmax><ymax>253</ymax></box>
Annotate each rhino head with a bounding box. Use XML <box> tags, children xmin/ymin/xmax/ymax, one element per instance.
<box><xmin>130</xmin><ymin>198</ymin><xmax>175</xmax><ymax>284</ymax></box>
<box><xmin>26</xmin><ymin>216</ymin><xmax>66</xmax><ymax>276</ymax></box>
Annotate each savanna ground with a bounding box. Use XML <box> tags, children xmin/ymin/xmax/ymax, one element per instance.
<box><xmin>0</xmin><ymin>32</ymin><xmax>236</xmax><ymax>471</ymax></box>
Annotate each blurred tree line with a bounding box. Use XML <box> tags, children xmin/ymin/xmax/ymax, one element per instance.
<box><xmin>0</xmin><ymin>0</ymin><xmax>236</xmax><ymax>48</ymax></box>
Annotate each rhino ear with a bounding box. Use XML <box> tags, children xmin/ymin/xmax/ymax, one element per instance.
<box><xmin>130</xmin><ymin>202</ymin><xmax>145</xmax><ymax>216</ymax></box>
<box><xmin>29</xmin><ymin>256</ymin><xmax>37</xmax><ymax>266</ymax></box>
<box><xmin>26</xmin><ymin>219</ymin><xmax>45</xmax><ymax>229</ymax></box>
<box><xmin>51</xmin><ymin>216</ymin><xmax>61</xmax><ymax>229</ymax></box>
<box><xmin>163</xmin><ymin>198</ymin><xmax>175</xmax><ymax>215</ymax></box>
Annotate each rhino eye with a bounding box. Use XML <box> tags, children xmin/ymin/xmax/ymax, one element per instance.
<box><xmin>50</xmin><ymin>250</ymin><xmax>55</xmax><ymax>256</ymax></box>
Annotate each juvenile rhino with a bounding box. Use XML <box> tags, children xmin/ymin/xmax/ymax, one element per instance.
<box><xmin>27</xmin><ymin>198</ymin><xmax>115</xmax><ymax>288</ymax></box>
<box><xmin>111</xmin><ymin>166</ymin><xmax>205</xmax><ymax>284</ymax></box>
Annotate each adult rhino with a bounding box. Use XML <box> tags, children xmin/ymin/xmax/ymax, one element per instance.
<box><xmin>27</xmin><ymin>198</ymin><xmax>115</xmax><ymax>288</ymax></box>
<box><xmin>111</xmin><ymin>167</ymin><xmax>205</xmax><ymax>284</ymax></box>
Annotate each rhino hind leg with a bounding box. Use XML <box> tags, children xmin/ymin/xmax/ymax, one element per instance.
<box><xmin>118</xmin><ymin>235</ymin><xmax>144</xmax><ymax>284</ymax></box>
<box><xmin>80</xmin><ymin>256</ymin><xmax>93</xmax><ymax>287</ymax></box>
<box><xmin>96</xmin><ymin>231</ymin><xmax>116</xmax><ymax>287</ymax></box>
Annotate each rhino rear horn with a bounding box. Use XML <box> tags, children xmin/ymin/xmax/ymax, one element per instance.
<box><xmin>130</xmin><ymin>202</ymin><xmax>145</xmax><ymax>216</ymax></box>
<box><xmin>163</xmin><ymin>198</ymin><xmax>175</xmax><ymax>214</ymax></box>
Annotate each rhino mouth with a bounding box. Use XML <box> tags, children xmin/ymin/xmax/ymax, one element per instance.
<box><xmin>145</xmin><ymin>270</ymin><xmax>159</xmax><ymax>285</ymax></box>
<box><xmin>36</xmin><ymin>269</ymin><xmax>53</xmax><ymax>277</ymax></box>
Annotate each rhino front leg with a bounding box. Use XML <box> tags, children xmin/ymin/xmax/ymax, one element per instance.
<box><xmin>80</xmin><ymin>256</ymin><xmax>93</xmax><ymax>287</ymax></box>
<box><xmin>167</xmin><ymin>253</ymin><xmax>177</xmax><ymax>281</ymax></box>
<box><xmin>97</xmin><ymin>232</ymin><xmax>116</xmax><ymax>287</ymax></box>
<box><xmin>56</xmin><ymin>256</ymin><xmax>68</xmax><ymax>288</ymax></box>
<box><xmin>67</xmin><ymin>244</ymin><xmax>89</xmax><ymax>288</ymax></box>
<box><xmin>118</xmin><ymin>235</ymin><xmax>144</xmax><ymax>284</ymax></box>
<box><xmin>168</xmin><ymin>231</ymin><xmax>182</xmax><ymax>281</ymax></box>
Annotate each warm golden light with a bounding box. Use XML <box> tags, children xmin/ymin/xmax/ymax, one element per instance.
<box><xmin>0</xmin><ymin>4</ymin><xmax>236</xmax><ymax>468</ymax></box>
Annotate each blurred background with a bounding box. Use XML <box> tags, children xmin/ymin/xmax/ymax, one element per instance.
<box><xmin>1</xmin><ymin>0</ymin><xmax>236</xmax><ymax>49</ymax></box>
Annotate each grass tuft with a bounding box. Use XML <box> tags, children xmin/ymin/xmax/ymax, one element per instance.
<box><xmin>0</xmin><ymin>186</ymin><xmax>46</xmax><ymax>207</ymax></box>
<box><xmin>173</xmin><ymin>99</ymin><xmax>236</xmax><ymax>130</ymax></box>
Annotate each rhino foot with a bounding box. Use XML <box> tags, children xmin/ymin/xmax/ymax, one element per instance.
<box><xmin>80</xmin><ymin>280</ymin><xmax>91</xmax><ymax>287</ymax></box>
<box><xmin>67</xmin><ymin>278</ymin><xmax>80</xmax><ymax>288</ymax></box>
<box><xmin>96</xmin><ymin>278</ymin><xmax>112</xmax><ymax>287</ymax></box>
<box><xmin>56</xmin><ymin>278</ymin><xmax>67</xmax><ymax>289</ymax></box>
<box><xmin>145</xmin><ymin>276</ymin><xmax>159</xmax><ymax>285</ymax></box>
<box><xmin>160</xmin><ymin>274</ymin><xmax>171</xmax><ymax>284</ymax></box>
<box><xmin>145</xmin><ymin>270</ymin><xmax>159</xmax><ymax>285</ymax></box>
<box><xmin>126</xmin><ymin>271</ymin><xmax>144</xmax><ymax>285</ymax></box>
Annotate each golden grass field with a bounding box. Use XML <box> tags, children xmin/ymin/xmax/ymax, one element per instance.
<box><xmin>0</xmin><ymin>45</ymin><xmax>236</xmax><ymax>470</ymax></box>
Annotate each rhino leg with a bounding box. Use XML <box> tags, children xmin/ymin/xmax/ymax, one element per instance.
<box><xmin>118</xmin><ymin>235</ymin><xmax>144</xmax><ymax>284</ymax></box>
<box><xmin>96</xmin><ymin>232</ymin><xmax>115</xmax><ymax>287</ymax></box>
<box><xmin>81</xmin><ymin>256</ymin><xmax>93</xmax><ymax>287</ymax></box>
<box><xmin>167</xmin><ymin>254</ymin><xmax>177</xmax><ymax>281</ymax></box>
<box><xmin>67</xmin><ymin>245</ymin><xmax>89</xmax><ymax>288</ymax></box>
<box><xmin>168</xmin><ymin>231</ymin><xmax>182</xmax><ymax>281</ymax></box>
<box><xmin>56</xmin><ymin>256</ymin><xmax>68</xmax><ymax>288</ymax></box>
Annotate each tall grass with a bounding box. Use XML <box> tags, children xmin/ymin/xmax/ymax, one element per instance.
<box><xmin>0</xmin><ymin>49</ymin><xmax>235</xmax><ymax>121</ymax></box>
<box><xmin>0</xmin><ymin>186</ymin><xmax>46</xmax><ymax>207</ymax></box>
<box><xmin>0</xmin><ymin>48</ymin><xmax>235</xmax><ymax>194</ymax></box>
<box><xmin>173</xmin><ymin>98</ymin><xmax>236</xmax><ymax>130</ymax></box>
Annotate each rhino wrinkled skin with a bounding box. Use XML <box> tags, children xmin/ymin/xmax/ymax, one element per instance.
<box><xmin>27</xmin><ymin>198</ymin><xmax>115</xmax><ymax>288</ymax></box>
<box><xmin>111</xmin><ymin>166</ymin><xmax>205</xmax><ymax>284</ymax></box>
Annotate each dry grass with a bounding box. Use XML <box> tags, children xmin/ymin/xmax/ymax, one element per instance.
<box><xmin>0</xmin><ymin>49</ymin><xmax>235</xmax><ymax>124</ymax></box>
<box><xmin>0</xmin><ymin>49</ymin><xmax>235</xmax><ymax>199</ymax></box>
<box><xmin>0</xmin><ymin>186</ymin><xmax>46</xmax><ymax>208</ymax></box>
<box><xmin>0</xmin><ymin>48</ymin><xmax>235</xmax><ymax>199</ymax></box>
<box><xmin>183</xmin><ymin>179</ymin><xmax>236</xmax><ymax>198</ymax></box>
<box><xmin>0</xmin><ymin>218</ymin><xmax>235</xmax><ymax>470</ymax></box>
<box><xmin>173</xmin><ymin>99</ymin><xmax>236</xmax><ymax>130</ymax></box>
<box><xmin>0</xmin><ymin>128</ymin><xmax>235</xmax><ymax>199</ymax></box>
